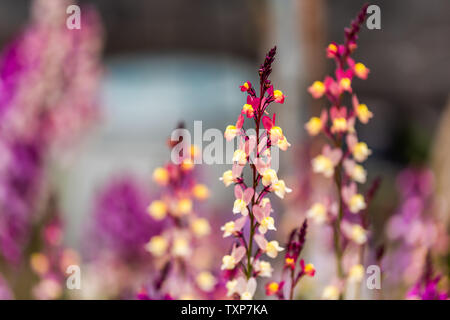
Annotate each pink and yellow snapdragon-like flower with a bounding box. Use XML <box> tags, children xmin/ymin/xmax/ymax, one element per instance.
<box><xmin>220</xmin><ymin>163</ymin><xmax>244</xmax><ymax>187</ymax></box>
<box><xmin>254</xmin><ymin>260</ymin><xmax>274</xmax><ymax>278</ymax></box>
<box><xmin>254</xmin><ymin>234</ymin><xmax>284</xmax><ymax>258</ymax></box>
<box><xmin>305</xmin><ymin>110</ymin><xmax>328</xmax><ymax>136</ymax></box>
<box><xmin>342</xmin><ymin>182</ymin><xmax>367</xmax><ymax>214</ymax></box>
<box><xmin>326</xmin><ymin>42</ymin><xmax>339</xmax><ymax>59</ymax></box>
<box><xmin>262</xmin><ymin>116</ymin><xmax>290</xmax><ymax>150</ymax></box>
<box><xmin>221</xmin><ymin>244</ymin><xmax>246</xmax><ymax>270</ymax></box>
<box><xmin>148</xmin><ymin>200</ymin><xmax>168</xmax><ymax>220</ymax></box>
<box><xmin>352</xmin><ymin>95</ymin><xmax>373</xmax><ymax>124</ymax></box>
<box><xmin>308</xmin><ymin>81</ymin><xmax>326</xmax><ymax>99</ymax></box>
<box><xmin>254</xmin><ymin>202</ymin><xmax>276</xmax><ymax>234</ymax></box>
<box><xmin>265</xmin><ymin>281</ymin><xmax>283</xmax><ymax>296</ymax></box>
<box><xmin>312</xmin><ymin>145</ymin><xmax>343</xmax><ymax>178</ymax></box>
<box><xmin>300</xmin><ymin>259</ymin><xmax>316</xmax><ymax>277</ymax></box>
<box><xmin>232</xmin><ymin>136</ymin><xmax>257</xmax><ymax>165</ymax></box>
<box><xmin>306</xmin><ymin>202</ymin><xmax>328</xmax><ymax>224</ymax></box>
<box><xmin>268</xmin><ymin>86</ymin><xmax>285</xmax><ymax>104</ymax></box>
<box><xmin>233</xmin><ymin>277</ymin><xmax>257</xmax><ymax>300</ymax></box>
<box><xmin>220</xmin><ymin>216</ymin><xmax>247</xmax><ymax>238</ymax></box>
<box><xmin>347</xmin><ymin>134</ymin><xmax>372</xmax><ymax>162</ymax></box>
<box><xmin>233</xmin><ymin>185</ymin><xmax>254</xmax><ymax>216</ymax></box>
<box><xmin>347</xmin><ymin>58</ymin><xmax>370</xmax><ymax>80</ymax></box>
<box><xmin>343</xmin><ymin>159</ymin><xmax>367</xmax><ymax>184</ymax></box>
<box><xmin>224</xmin><ymin>115</ymin><xmax>245</xmax><ymax>141</ymax></box>
<box><xmin>239</xmin><ymin>81</ymin><xmax>252</xmax><ymax>92</ymax></box>
<box><xmin>153</xmin><ymin>167</ymin><xmax>170</xmax><ymax>186</ymax></box>
<box><xmin>342</xmin><ymin>222</ymin><xmax>368</xmax><ymax>245</ymax></box>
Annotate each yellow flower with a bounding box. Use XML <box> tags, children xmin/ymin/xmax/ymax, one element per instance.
<box><xmin>172</xmin><ymin>237</ymin><xmax>191</xmax><ymax>257</ymax></box>
<box><xmin>312</xmin><ymin>155</ymin><xmax>334</xmax><ymax>178</ymax></box>
<box><xmin>233</xmin><ymin>199</ymin><xmax>248</xmax><ymax>216</ymax></box>
<box><xmin>350</xmin><ymin>224</ymin><xmax>367</xmax><ymax>244</ymax></box>
<box><xmin>322</xmin><ymin>285</ymin><xmax>340</xmax><ymax>300</ymax></box>
<box><xmin>272</xmin><ymin>179</ymin><xmax>292</xmax><ymax>199</ymax></box>
<box><xmin>196</xmin><ymin>272</ymin><xmax>216</xmax><ymax>292</ymax></box>
<box><xmin>339</xmin><ymin>77</ymin><xmax>352</xmax><ymax>91</ymax></box>
<box><xmin>356</xmin><ymin>104</ymin><xmax>373</xmax><ymax>124</ymax></box>
<box><xmin>191</xmin><ymin>218</ymin><xmax>211</xmax><ymax>237</ymax></box>
<box><xmin>220</xmin><ymin>170</ymin><xmax>234</xmax><ymax>187</ymax></box>
<box><xmin>176</xmin><ymin>198</ymin><xmax>193</xmax><ymax>216</ymax></box>
<box><xmin>233</xmin><ymin>149</ymin><xmax>247</xmax><ymax>165</ymax></box>
<box><xmin>266</xmin><ymin>241</ymin><xmax>284</xmax><ymax>258</ymax></box>
<box><xmin>305</xmin><ymin>117</ymin><xmax>323</xmax><ymax>136</ymax></box>
<box><xmin>331</xmin><ymin>117</ymin><xmax>348</xmax><ymax>133</ymax></box>
<box><xmin>277</xmin><ymin>136</ymin><xmax>291</xmax><ymax>151</ymax></box>
<box><xmin>225</xmin><ymin>125</ymin><xmax>238</xmax><ymax>141</ymax></box>
<box><xmin>308</xmin><ymin>81</ymin><xmax>326</xmax><ymax>98</ymax></box>
<box><xmin>221</xmin><ymin>255</ymin><xmax>236</xmax><ymax>270</ymax></box>
<box><xmin>30</xmin><ymin>253</ymin><xmax>49</xmax><ymax>275</ymax></box>
<box><xmin>181</xmin><ymin>158</ymin><xmax>194</xmax><ymax>171</ymax></box>
<box><xmin>354</xmin><ymin>62</ymin><xmax>369</xmax><ymax>79</ymax></box>
<box><xmin>348</xmin><ymin>194</ymin><xmax>366</xmax><ymax>213</ymax></box>
<box><xmin>261</xmin><ymin>169</ymin><xmax>278</xmax><ymax>187</ymax></box>
<box><xmin>353</xmin><ymin>142</ymin><xmax>371</xmax><ymax>162</ymax></box>
<box><xmin>348</xmin><ymin>264</ymin><xmax>365</xmax><ymax>283</ymax></box>
<box><xmin>306</xmin><ymin>203</ymin><xmax>327</xmax><ymax>224</ymax></box>
<box><xmin>259</xmin><ymin>216</ymin><xmax>276</xmax><ymax>234</ymax></box>
<box><xmin>242</xmin><ymin>104</ymin><xmax>254</xmax><ymax>117</ymax></box>
<box><xmin>256</xmin><ymin>261</ymin><xmax>273</xmax><ymax>277</ymax></box>
<box><xmin>193</xmin><ymin>184</ymin><xmax>210</xmax><ymax>200</ymax></box>
<box><xmin>146</xmin><ymin>236</ymin><xmax>168</xmax><ymax>257</ymax></box>
<box><xmin>153</xmin><ymin>167</ymin><xmax>169</xmax><ymax>186</ymax></box>
<box><xmin>147</xmin><ymin>200</ymin><xmax>167</xmax><ymax>220</ymax></box>
<box><xmin>221</xmin><ymin>221</ymin><xmax>235</xmax><ymax>237</ymax></box>
<box><xmin>226</xmin><ymin>279</ymin><xmax>238</xmax><ymax>297</ymax></box>
<box><xmin>349</xmin><ymin>164</ymin><xmax>367</xmax><ymax>183</ymax></box>
<box><xmin>270</xmin><ymin>126</ymin><xmax>284</xmax><ymax>142</ymax></box>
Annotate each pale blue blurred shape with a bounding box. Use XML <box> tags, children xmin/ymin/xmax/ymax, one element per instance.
<box><xmin>100</xmin><ymin>54</ymin><xmax>254</xmax><ymax>139</ymax></box>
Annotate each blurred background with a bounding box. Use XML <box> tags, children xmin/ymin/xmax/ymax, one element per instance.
<box><xmin>0</xmin><ymin>0</ymin><xmax>448</xmax><ymax>299</ymax></box>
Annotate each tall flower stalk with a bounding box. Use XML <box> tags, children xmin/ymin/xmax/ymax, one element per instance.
<box><xmin>143</xmin><ymin>126</ymin><xmax>216</xmax><ymax>299</ymax></box>
<box><xmin>265</xmin><ymin>220</ymin><xmax>316</xmax><ymax>300</ymax></box>
<box><xmin>305</xmin><ymin>4</ymin><xmax>372</xmax><ymax>299</ymax></box>
<box><xmin>220</xmin><ymin>47</ymin><xmax>292</xmax><ymax>300</ymax></box>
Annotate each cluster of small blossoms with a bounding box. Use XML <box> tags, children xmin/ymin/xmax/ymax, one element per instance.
<box><xmin>29</xmin><ymin>218</ymin><xmax>80</xmax><ymax>300</ymax></box>
<box><xmin>220</xmin><ymin>47</ymin><xmax>292</xmax><ymax>300</ymax></box>
<box><xmin>304</xmin><ymin>5</ymin><xmax>373</xmax><ymax>297</ymax></box>
<box><xmin>265</xmin><ymin>220</ymin><xmax>315</xmax><ymax>299</ymax></box>
<box><xmin>144</xmin><ymin>131</ymin><xmax>216</xmax><ymax>299</ymax></box>
<box><xmin>406</xmin><ymin>253</ymin><xmax>448</xmax><ymax>300</ymax></box>
<box><xmin>0</xmin><ymin>0</ymin><xmax>102</xmax><ymax>266</ymax></box>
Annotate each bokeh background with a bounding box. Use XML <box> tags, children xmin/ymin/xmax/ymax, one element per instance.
<box><xmin>0</xmin><ymin>0</ymin><xmax>448</xmax><ymax>299</ymax></box>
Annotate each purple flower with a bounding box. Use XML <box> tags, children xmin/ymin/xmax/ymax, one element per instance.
<box><xmin>86</xmin><ymin>175</ymin><xmax>160</xmax><ymax>262</ymax></box>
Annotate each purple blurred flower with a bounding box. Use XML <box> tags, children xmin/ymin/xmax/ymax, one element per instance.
<box><xmin>0</xmin><ymin>0</ymin><xmax>102</xmax><ymax>265</ymax></box>
<box><xmin>86</xmin><ymin>176</ymin><xmax>160</xmax><ymax>262</ymax></box>
<box><xmin>407</xmin><ymin>276</ymin><xmax>448</xmax><ymax>300</ymax></box>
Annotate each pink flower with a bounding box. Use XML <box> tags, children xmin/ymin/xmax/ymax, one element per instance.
<box><xmin>233</xmin><ymin>185</ymin><xmax>254</xmax><ymax>216</ymax></box>
<box><xmin>221</xmin><ymin>244</ymin><xmax>246</xmax><ymax>270</ymax></box>
<box><xmin>253</xmin><ymin>202</ymin><xmax>275</xmax><ymax>234</ymax></box>
<box><xmin>268</xmin><ymin>86</ymin><xmax>285</xmax><ymax>104</ymax></box>
<box><xmin>342</xmin><ymin>182</ymin><xmax>366</xmax><ymax>214</ymax></box>
<box><xmin>352</xmin><ymin>95</ymin><xmax>373</xmax><ymax>124</ymax></box>
<box><xmin>224</xmin><ymin>115</ymin><xmax>245</xmax><ymax>141</ymax></box>
<box><xmin>239</xmin><ymin>81</ymin><xmax>252</xmax><ymax>92</ymax></box>
<box><xmin>254</xmin><ymin>234</ymin><xmax>284</xmax><ymax>258</ymax></box>
<box><xmin>312</xmin><ymin>145</ymin><xmax>342</xmax><ymax>178</ymax></box>
<box><xmin>221</xmin><ymin>216</ymin><xmax>247</xmax><ymax>238</ymax></box>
